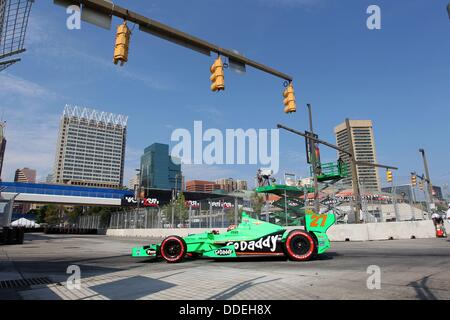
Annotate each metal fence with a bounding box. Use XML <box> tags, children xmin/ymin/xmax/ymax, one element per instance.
<box><xmin>71</xmin><ymin>181</ymin><xmax>435</xmax><ymax>230</ymax></box>
<box><xmin>108</xmin><ymin>197</ymin><xmax>244</xmax><ymax>229</ymax></box>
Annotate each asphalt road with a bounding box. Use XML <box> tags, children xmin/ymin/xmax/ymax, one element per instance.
<box><xmin>1</xmin><ymin>233</ymin><xmax>449</xmax><ymax>300</ymax></box>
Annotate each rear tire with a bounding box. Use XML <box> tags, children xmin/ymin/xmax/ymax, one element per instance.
<box><xmin>283</xmin><ymin>230</ymin><xmax>316</xmax><ymax>261</ymax></box>
<box><xmin>160</xmin><ymin>235</ymin><xmax>187</xmax><ymax>263</ymax></box>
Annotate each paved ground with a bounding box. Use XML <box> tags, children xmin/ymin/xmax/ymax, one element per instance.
<box><xmin>0</xmin><ymin>233</ymin><xmax>449</xmax><ymax>300</ymax></box>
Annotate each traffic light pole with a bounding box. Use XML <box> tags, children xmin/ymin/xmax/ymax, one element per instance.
<box><xmin>419</xmin><ymin>149</ymin><xmax>434</xmax><ymax>212</ymax></box>
<box><xmin>56</xmin><ymin>0</ymin><xmax>293</xmax><ymax>82</ymax></box>
<box><xmin>307</xmin><ymin>104</ymin><xmax>320</xmax><ymax>214</ymax></box>
<box><xmin>277</xmin><ymin>122</ymin><xmax>398</xmax><ymax>224</ymax></box>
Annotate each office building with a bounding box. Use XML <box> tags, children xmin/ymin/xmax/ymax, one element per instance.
<box><xmin>215</xmin><ymin>178</ymin><xmax>236</xmax><ymax>192</ymax></box>
<box><xmin>334</xmin><ymin>120</ymin><xmax>380</xmax><ymax>191</ymax></box>
<box><xmin>215</xmin><ymin>178</ymin><xmax>248</xmax><ymax>192</ymax></box>
<box><xmin>13</xmin><ymin>167</ymin><xmax>36</xmax><ymax>213</ymax></box>
<box><xmin>53</xmin><ymin>105</ymin><xmax>127</xmax><ymax>188</ymax></box>
<box><xmin>185</xmin><ymin>180</ymin><xmax>220</xmax><ymax>193</ymax></box>
<box><xmin>140</xmin><ymin>143</ymin><xmax>182</xmax><ymax>190</ymax></box>
<box><xmin>0</xmin><ymin>121</ymin><xmax>6</xmax><ymax>181</ymax></box>
<box><xmin>45</xmin><ymin>174</ymin><xmax>54</xmax><ymax>183</ymax></box>
<box><xmin>236</xmin><ymin>180</ymin><xmax>248</xmax><ymax>191</ymax></box>
<box><xmin>14</xmin><ymin>167</ymin><xmax>36</xmax><ymax>183</ymax></box>
<box><xmin>432</xmin><ymin>185</ymin><xmax>443</xmax><ymax>201</ymax></box>
<box><xmin>128</xmin><ymin>174</ymin><xmax>139</xmax><ymax>191</ymax></box>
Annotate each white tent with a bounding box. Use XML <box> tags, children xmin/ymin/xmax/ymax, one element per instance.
<box><xmin>10</xmin><ymin>217</ymin><xmax>40</xmax><ymax>228</ymax></box>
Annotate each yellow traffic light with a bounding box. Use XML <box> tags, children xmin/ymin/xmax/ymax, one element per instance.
<box><xmin>411</xmin><ymin>174</ymin><xmax>417</xmax><ymax>187</ymax></box>
<box><xmin>283</xmin><ymin>83</ymin><xmax>296</xmax><ymax>113</ymax></box>
<box><xmin>386</xmin><ymin>170</ymin><xmax>393</xmax><ymax>182</ymax></box>
<box><xmin>419</xmin><ymin>180</ymin><xmax>424</xmax><ymax>190</ymax></box>
<box><xmin>210</xmin><ymin>57</ymin><xmax>225</xmax><ymax>91</ymax></box>
<box><xmin>113</xmin><ymin>21</ymin><xmax>131</xmax><ymax>66</ymax></box>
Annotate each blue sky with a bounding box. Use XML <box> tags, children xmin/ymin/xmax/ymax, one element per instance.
<box><xmin>0</xmin><ymin>0</ymin><xmax>449</xmax><ymax>192</ymax></box>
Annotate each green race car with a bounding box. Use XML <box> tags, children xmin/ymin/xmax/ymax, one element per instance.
<box><xmin>132</xmin><ymin>211</ymin><xmax>335</xmax><ymax>263</ymax></box>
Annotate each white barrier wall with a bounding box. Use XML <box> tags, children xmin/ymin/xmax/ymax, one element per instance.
<box><xmin>106</xmin><ymin>220</ymin><xmax>449</xmax><ymax>241</ymax></box>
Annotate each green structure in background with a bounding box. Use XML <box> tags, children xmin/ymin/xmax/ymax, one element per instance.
<box><xmin>256</xmin><ymin>161</ymin><xmax>348</xmax><ymax>227</ymax></box>
<box><xmin>312</xmin><ymin>161</ymin><xmax>348</xmax><ymax>182</ymax></box>
<box><xmin>256</xmin><ymin>184</ymin><xmax>313</xmax><ymax>226</ymax></box>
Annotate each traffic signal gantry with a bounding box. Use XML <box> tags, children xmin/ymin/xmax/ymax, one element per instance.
<box><xmin>113</xmin><ymin>21</ymin><xmax>131</xmax><ymax>66</ymax></box>
<box><xmin>210</xmin><ymin>56</ymin><xmax>225</xmax><ymax>92</ymax></box>
<box><xmin>283</xmin><ymin>83</ymin><xmax>296</xmax><ymax>113</ymax></box>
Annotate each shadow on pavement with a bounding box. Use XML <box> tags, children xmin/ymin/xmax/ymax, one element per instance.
<box><xmin>408</xmin><ymin>276</ymin><xmax>437</xmax><ymax>300</ymax></box>
<box><xmin>209</xmin><ymin>276</ymin><xmax>281</xmax><ymax>300</ymax></box>
<box><xmin>91</xmin><ymin>275</ymin><xmax>175</xmax><ymax>300</ymax></box>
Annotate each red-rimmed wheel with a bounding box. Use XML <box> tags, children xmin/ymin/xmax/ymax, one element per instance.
<box><xmin>160</xmin><ymin>236</ymin><xmax>187</xmax><ymax>263</ymax></box>
<box><xmin>283</xmin><ymin>230</ymin><xmax>316</xmax><ymax>261</ymax></box>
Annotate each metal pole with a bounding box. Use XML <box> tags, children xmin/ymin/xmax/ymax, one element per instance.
<box><xmin>157</xmin><ymin>208</ymin><xmax>161</xmax><ymax>228</ymax></box>
<box><xmin>392</xmin><ymin>179</ymin><xmax>399</xmax><ymax>221</ymax></box>
<box><xmin>171</xmin><ymin>189</ymin><xmax>175</xmax><ymax>228</ymax></box>
<box><xmin>284</xmin><ymin>189</ymin><xmax>288</xmax><ymax>226</ymax></box>
<box><xmin>419</xmin><ymin>149</ymin><xmax>434</xmax><ymax>211</ymax></box>
<box><xmin>144</xmin><ymin>209</ymin><xmax>148</xmax><ymax>229</ymax></box>
<box><xmin>188</xmin><ymin>205</ymin><xmax>192</xmax><ymax>228</ymax></box>
<box><xmin>234</xmin><ymin>197</ymin><xmax>238</xmax><ymax>225</ymax></box>
<box><xmin>221</xmin><ymin>207</ymin><xmax>224</xmax><ymax>228</ymax></box>
<box><xmin>307</xmin><ymin>104</ymin><xmax>320</xmax><ymax>214</ymax></box>
<box><xmin>410</xmin><ymin>185</ymin><xmax>415</xmax><ymax>221</ymax></box>
<box><xmin>345</xmin><ymin>118</ymin><xmax>362</xmax><ymax>223</ymax></box>
<box><xmin>55</xmin><ymin>0</ymin><xmax>293</xmax><ymax>82</ymax></box>
<box><xmin>209</xmin><ymin>199</ymin><xmax>212</xmax><ymax>228</ymax></box>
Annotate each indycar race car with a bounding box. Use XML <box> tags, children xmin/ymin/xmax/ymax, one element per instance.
<box><xmin>132</xmin><ymin>211</ymin><xmax>335</xmax><ymax>263</ymax></box>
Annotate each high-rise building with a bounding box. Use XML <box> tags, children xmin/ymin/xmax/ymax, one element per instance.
<box><xmin>45</xmin><ymin>173</ymin><xmax>54</xmax><ymax>183</ymax></box>
<box><xmin>334</xmin><ymin>120</ymin><xmax>380</xmax><ymax>191</ymax></box>
<box><xmin>53</xmin><ymin>105</ymin><xmax>127</xmax><ymax>188</ymax></box>
<box><xmin>140</xmin><ymin>143</ymin><xmax>181</xmax><ymax>190</ymax></box>
<box><xmin>128</xmin><ymin>174</ymin><xmax>139</xmax><ymax>191</ymax></box>
<box><xmin>185</xmin><ymin>180</ymin><xmax>220</xmax><ymax>193</ymax></box>
<box><xmin>14</xmin><ymin>167</ymin><xmax>36</xmax><ymax>183</ymax></box>
<box><xmin>0</xmin><ymin>121</ymin><xmax>6</xmax><ymax>181</ymax></box>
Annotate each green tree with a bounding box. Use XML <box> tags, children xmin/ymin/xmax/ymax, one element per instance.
<box><xmin>43</xmin><ymin>204</ymin><xmax>62</xmax><ymax>225</ymax></box>
<box><xmin>175</xmin><ymin>192</ymin><xmax>188</xmax><ymax>222</ymax></box>
<box><xmin>250</xmin><ymin>191</ymin><xmax>265</xmax><ymax>215</ymax></box>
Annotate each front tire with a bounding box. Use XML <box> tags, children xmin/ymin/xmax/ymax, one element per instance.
<box><xmin>160</xmin><ymin>235</ymin><xmax>187</xmax><ymax>263</ymax></box>
<box><xmin>283</xmin><ymin>230</ymin><xmax>316</xmax><ymax>261</ymax></box>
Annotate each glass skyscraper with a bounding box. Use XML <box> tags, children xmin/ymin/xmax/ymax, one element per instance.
<box><xmin>140</xmin><ymin>143</ymin><xmax>181</xmax><ymax>191</ymax></box>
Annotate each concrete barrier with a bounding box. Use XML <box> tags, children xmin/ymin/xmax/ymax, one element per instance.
<box><xmin>106</xmin><ymin>220</ymin><xmax>445</xmax><ymax>241</ymax></box>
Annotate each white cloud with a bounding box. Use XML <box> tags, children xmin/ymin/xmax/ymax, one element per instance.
<box><xmin>1</xmin><ymin>113</ymin><xmax>60</xmax><ymax>182</ymax></box>
<box><xmin>0</xmin><ymin>73</ymin><xmax>59</xmax><ymax>99</ymax></box>
<box><xmin>187</xmin><ymin>104</ymin><xmax>224</xmax><ymax>118</ymax></box>
<box><xmin>25</xmin><ymin>13</ymin><xmax>170</xmax><ymax>92</ymax></box>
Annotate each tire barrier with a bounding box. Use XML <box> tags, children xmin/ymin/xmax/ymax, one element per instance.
<box><xmin>43</xmin><ymin>227</ymin><xmax>98</xmax><ymax>235</ymax></box>
<box><xmin>0</xmin><ymin>227</ymin><xmax>25</xmax><ymax>245</ymax></box>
